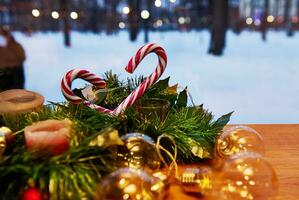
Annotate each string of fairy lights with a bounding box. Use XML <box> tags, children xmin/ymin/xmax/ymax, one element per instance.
<box><xmin>31</xmin><ymin>8</ymin><xmax>78</xmax><ymax>20</ymax></box>
<box><xmin>2</xmin><ymin>0</ymin><xmax>298</xmax><ymax>30</ymax></box>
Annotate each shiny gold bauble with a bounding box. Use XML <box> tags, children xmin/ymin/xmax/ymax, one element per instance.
<box><xmin>216</xmin><ymin>126</ymin><xmax>265</xmax><ymax>158</ymax></box>
<box><xmin>94</xmin><ymin>168</ymin><xmax>167</xmax><ymax>200</ymax></box>
<box><xmin>118</xmin><ymin>133</ymin><xmax>161</xmax><ymax>171</ymax></box>
<box><xmin>180</xmin><ymin>152</ymin><xmax>278</xmax><ymax>200</ymax></box>
<box><xmin>0</xmin><ymin>126</ymin><xmax>13</xmax><ymax>155</ymax></box>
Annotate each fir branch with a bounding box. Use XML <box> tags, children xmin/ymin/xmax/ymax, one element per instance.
<box><xmin>0</xmin><ymin>71</ymin><xmax>233</xmax><ymax>198</ymax></box>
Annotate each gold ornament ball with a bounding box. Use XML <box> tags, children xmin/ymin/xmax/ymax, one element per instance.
<box><xmin>216</xmin><ymin>152</ymin><xmax>278</xmax><ymax>199</ymax></box>
<box><xmin>94</xmin><ymin>168</ymin><xmax>167</xmax><ymax>200</ymax></box>
<box><xmin>216</xmin><ymin>125</ymin><xmax>265</xmax><ymax>158</ymax></box>
<box><xmin>180</xmin><ymin>152</ymin><xmax>278</xmax><ymax>200</ymax></box>
<box><xmin>0</xmin><ymin>126</ymin><xmax>13</xmax><ymax>155</ymax></box>
<box><xmin>118</xmin><ymin>133</ymin><xmax>161</xmax><ymax>171</ymax></box>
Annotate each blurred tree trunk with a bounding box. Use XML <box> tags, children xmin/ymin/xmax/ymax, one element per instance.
<box><xmin>90</xmin><ymin>0</ymin><xmax>99</xmax><ymax>33</ymax></box>
<box><xmin>60</xmin><ymin>0</ymin><xmax>71</xmax><ymax>47</ymax></box>
<box><xmin>284</xmin><ymin>0</ymin><xmax>293</xmax><ymax>36</ymax></box>
<box><xmin>208</xmin><ymin>0</ymin><xmax>228</xmax><ymax>56</ymax></box>
<box><xmin>261</xmin><ymin>0</ymin><xmax>269</xmax><ymax>41</ymax></box>
<box><xmin>144</xmin><ymin>0</ymin><xmax>152</xmax><ymax>43</ymax></box>
<box><xmin>128</xmin><ymin>0</ymin><xmax>140</xmax><ymax>41</ymax></box>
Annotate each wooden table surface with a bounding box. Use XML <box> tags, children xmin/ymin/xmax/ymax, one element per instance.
<box><xmin>167</xmin><ymin>124</ymin><xmax>299</xmax><ymax>200</ymax></box>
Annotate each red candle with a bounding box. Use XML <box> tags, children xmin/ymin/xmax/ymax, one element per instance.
<box><xmin>24</xmin><ymin>119</ymin><xmax>71</xmax><ymax>155</ymax></box>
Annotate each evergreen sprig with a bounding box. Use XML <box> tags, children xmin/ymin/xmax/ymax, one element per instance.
<box><xmin>0</xmin><ymin>71</ymin><xmax>232</xmax><ymax>199</ymax></box>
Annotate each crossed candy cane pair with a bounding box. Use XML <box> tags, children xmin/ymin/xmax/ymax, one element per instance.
<box><xmin>61</xmin><ymin>43</ymin><xmax>167</xmax><ymax>116</ymax></box>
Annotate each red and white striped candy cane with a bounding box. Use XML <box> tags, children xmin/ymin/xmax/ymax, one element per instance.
<box><xmin>61</xmin><ymin>43</ymin><xmax>167</xmax><ymax>116</ymax></box>
<box><xmin>61</xmin><ymin>69</ymin><xmax>112</xmax><ymax>113</ymax></box>
<box><xmin>112</xmin><ymin>43</ymin><xmax>167</xmax><ymax>115</ymax></box>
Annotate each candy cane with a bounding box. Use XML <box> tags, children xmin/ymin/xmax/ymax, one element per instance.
<box><xmin>61</xmin><ymin>69</ymin><xmax>112</xmax><ymax>113</ymax></box>
<box><xmin>61</xmin><ymin>43</ymin><xmax>167</xmax><ymax>116</ymax></box>
<box><xmin>112</xmin><ymin>43</ymin><xmax>167</xmax><ymax>115</ymax></box>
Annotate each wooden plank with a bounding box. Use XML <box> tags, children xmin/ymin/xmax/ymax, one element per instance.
<box><xmin>166</xmin><ymin>124</ymin><xmax>299</xmax><ymax>200</ymax></box>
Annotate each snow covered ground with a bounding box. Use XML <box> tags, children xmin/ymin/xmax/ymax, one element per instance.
<box><xmin>14</xmin><ymin>30</ymin><xmax>299</xmax><ymax>124</ymax></box>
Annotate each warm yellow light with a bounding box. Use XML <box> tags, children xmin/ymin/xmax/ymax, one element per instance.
<box><xmin>178</xmin><ymin>17</ymin><xmax>185</xmax><ymax>24</ymax></box>
<box><xmin>118</xmin><ymin>22</ymin><xmax>125</xmax><ymax>29</ymax></box>
<box><xmin>156</xmin><ymin>19</ymin><xmax>163</xmax><ymax>27</ymax></box>
<box><xmin>267</xmin><ymin>15</ymin><xmax>274</xmax><ymax>23</ymax></box>
<box><xmin>123</xmin><ymin>6</ymin><xmax>130</xmax><ymax>15</ymax></box>
<box><xmin>70</xmin><ymin>11</ymin><xmax>78</xmax><ymax>20</ymax></box>
<box><xmin>51</xmin><ymin>11</ymin><xmax>59</xmax><ymax>19</ymax></box>
<box><xmin>123</xmin><ymin>184</ymin><xmax>137</xmax><ymax>193</ymax></box>
<box><xmin>141</xmin><ymin>10</ymin><xmax>150</xmax><ymax>19</ymax></box>
<box><xmin>32</xmin><ymin>9</ymin><xmax>40</xmax><ymax>17</ymax></box>
<box><xmin>155</xmin><ymin>0</ymin><xmax>162</xmax><ymax>7</ymax></box>
<box><xmin>246</xmin><ymin>17</ymin><xmax>253</xmax><ymax>25</ymax></box>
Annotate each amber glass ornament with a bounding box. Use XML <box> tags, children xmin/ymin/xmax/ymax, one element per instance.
<box><xmin>216</xmin><ymin>126</ymin><xmax>265</xmax><ymax>158</ymax></box>
<box><xmin>118</xmin><ymin>133</ymin><xmax>161</xmax><ymax>171</ymax></box>
<box><xmin>94</xmin><ymin>168</ymin><xmax>167</xmax><ymax>200</ymax></box>
<box><xmin>181</xmin><ymin>152</ymin><xmax>278</xmax><ymax>200</ymax></box>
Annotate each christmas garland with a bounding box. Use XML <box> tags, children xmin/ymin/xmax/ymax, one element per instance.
<box><xmin>0</xmin><ymin>44</ymin><xmax>232</xmax><ymax>199</ymax></box>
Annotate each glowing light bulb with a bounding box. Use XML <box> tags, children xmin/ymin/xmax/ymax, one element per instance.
<box><xmin>216</xmin><ymin>126</ymin><xmax>265</xmax><ymax>159</ymax></box>
<box><xmin>267</xmin><ymin>15</ymin><xmax>274</xmax><ymax>23</ymax></box>
<box><xmin>32</xmin><ymin>9</ymin><xmax>40</xmax><ymax>17</ymax></box>
<box><xmin>51</xmin><ymin>11</ymin><xmax>59</xmax><ymax>19</ymax></box>
<box><xmin>155</xmin><ymin>19</ymin><xmax>163</xmax><ymax>27</ymax></box>
<box><xmin>181</xmin><ymin>152</ymin><xmax>278</xmax><ymax>200</ymax></box>
<box><xmin>155</xmin><ymin>0</ymin><xmax>162</xmax><ymax>7</ymax></box>
<box><xmin>246</xmin><ymin>17</ymin><xmax>253</xmax><ymax>25</ymax></box>
<box><xmin>123</xmin><ymin>6</ymin><xmax>130</xmax><ymax>15</ymax></box>
<box><xmin>70</xmin><ymin>11</ymin><xmax>78</xmax><ymax>20</ymax></box>
<box><xmin>178</xmin><ymin>17</ymin><xmax>185</xmax><ymax>24</ymax></box>
<box><xmin>94</xmin><ymin>168</ymin><xmax>167</xmax><ymax>200</ymax></box>
<box><xmin>119</xmin><ymin>22</ymin><xmax>126</xmax><ymax>29</ymax></box>
<box><xmin>216</xmin><ymin>152</ymin><xmax>278</xmax><ymax>199</ymax></box>
<box><xmin>117</xmin><ymin>133</ymin><xmax>161</xmax><ymax>171</ymax></box>
<box><xmin>141</xmin><ymin>10</ymin><xmax>150</xmax><ymax>19</ymax></box>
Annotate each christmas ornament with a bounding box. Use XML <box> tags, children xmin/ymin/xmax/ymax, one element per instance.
<box><xmin>135</xmin><ymin>98</ymin><xmax>170</xmax><ymax>121</ymax></box>
<box><xmin>61</xmin><ymin>43</ymin><xmax>167</xmax><ymax>116</ymax></box>
<box><xmin>180</xmin><ymin>152</ymin><xmax>278</xmax><ymax>199</ymax></box>
<box><xmin>0</xmin><ymin>89</ymin><xmax>44</xmax><ymax>115</ymax></box>
<box><xmin>0</xmin><ymin>129</ymin><xmax>6</xmax><ymax>156</ymax></box>
<box><xmin>21</xmin><ymin>187</ymin><xmax>42</xmax><ymax>200</ymax></box>
<box><xmin>216</xmin><ymin>126</ymin><xmax>265</xmax><ymax>158</ymax></box>
<box><xmin>89</xmin><ymin>128</ymin><xmax>124</xmax><ymax>147</ymax></box>
<box><xmin>118</xmin><ymin>133</ymin><xmax>161</xmax><ymax>171</ymax></box>
<box><xmin>94</xmin><ymin>168</ymin><xmax>167</xmax><ymax>200</ymax></box>
<box><xmin>0</xmin><ymin>126</ymin><xmax>15</xmax><ymax>153</ymax></box>
<box><xmin>24</xmin><ymin>119</ymin><xmax>71</xmax><ymax>155</ymax></box>
<box><xmin>0</xmin><ymin>43</ymin><xmax>234</xmax><ymax>199</ymax></box>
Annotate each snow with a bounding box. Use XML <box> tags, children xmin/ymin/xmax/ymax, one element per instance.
<box><xmin>14</xmin><ymin>30</ymin><xmax>299</xmax><ymax>124</ymax></box>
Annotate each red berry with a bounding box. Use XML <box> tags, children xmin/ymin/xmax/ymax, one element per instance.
<box><xmin>21</xmin><ymin>187</ymin><xmax>42</xmax><ymax>200</ymax></box>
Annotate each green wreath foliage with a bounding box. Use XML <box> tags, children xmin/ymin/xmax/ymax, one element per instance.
<box><xmin>0</xmin><ymin>71</ymin><xmax>232</xmax><ymax>199</ymax></box>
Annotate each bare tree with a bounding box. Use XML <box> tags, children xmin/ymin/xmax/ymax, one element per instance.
<box><xmin>208</xmin><ymin>0</ymin><xmax>229</xmax><ymax>56</ymax></box>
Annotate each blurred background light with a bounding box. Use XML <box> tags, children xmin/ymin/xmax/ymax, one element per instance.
<box><xmin>70</xmin><ymin>12</ymin><xmax>78</xmax><ymax>20</ymax></box>
<box><xmin>123</xmin><ymin>6</ymin><xmax>130</xmax><ymax>15</ymax></box>
<box><xmin>141</xmin><ymin>10</ymin><xmax>150</xmax><ymax>19</ymax></box>
<box><xmin>31</xmin><ymin>9</ymin><xmax>40</xmax><ymax>18</ymax></box>
<box><xmin>51</xmin><ymin>11</ymin><xmax>59</xmax><ymax>19</ymax></box>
